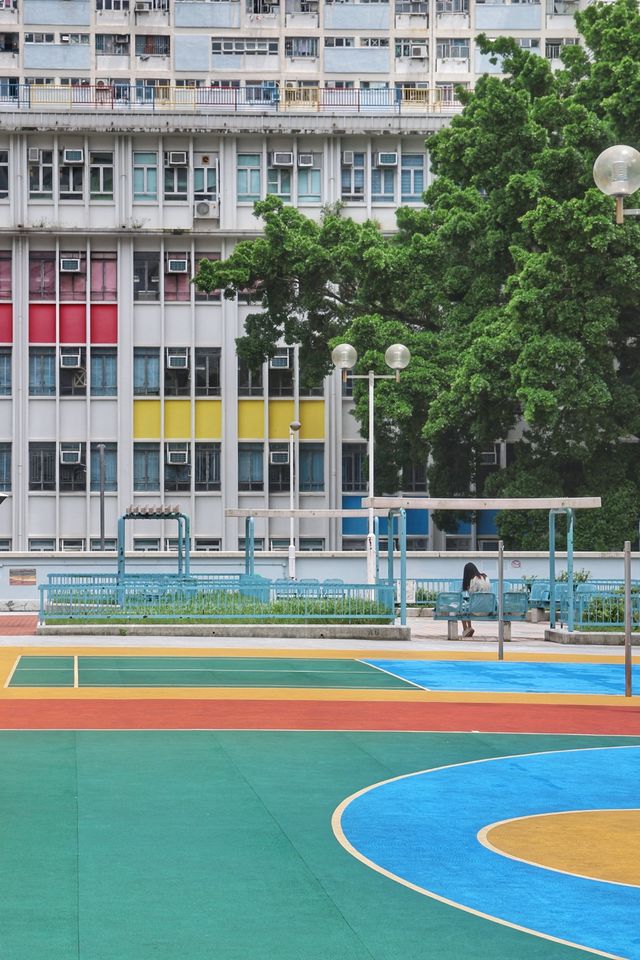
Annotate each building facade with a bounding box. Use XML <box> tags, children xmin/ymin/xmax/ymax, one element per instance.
<box><xmin>0</xmin><ymin>0</ymin><xmax>582</xmax><ymax>555</ymax></box>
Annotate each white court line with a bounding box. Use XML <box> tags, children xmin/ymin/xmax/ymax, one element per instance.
<box><xmin>3</xmin><ymin>656</ymin><xmax>20</xmax><ymax>688</ymax></box>
<box><xmin>359</xmin><ymin>659</ymin><xmax>430</xmax><ymax>691</ymax></box>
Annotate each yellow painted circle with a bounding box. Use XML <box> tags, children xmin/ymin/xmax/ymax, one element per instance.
<box><xmin>483</xmin><ymin>810</ymin><xmax>640</xmax><ymax>886</ymax></box>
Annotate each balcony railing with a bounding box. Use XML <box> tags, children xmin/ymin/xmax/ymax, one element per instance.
<box><xmin>0</xmin><ymin>82</ymin><xmax>464</xmax><ymax>115</ymax></box>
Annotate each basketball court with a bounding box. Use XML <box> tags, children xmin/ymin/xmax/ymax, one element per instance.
<box><xmin>1</xmin><ymin>641</ymin><xmax>640</xmax><ymax>959</ymax></box>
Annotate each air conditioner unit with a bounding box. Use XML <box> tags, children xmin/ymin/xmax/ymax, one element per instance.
<box><xmin>269</xmin><ymin>450</ymin><xmax>290</xmax><ymax>465</ymax></box>
<box><xmin>62</xmin><ymin>148</ymin><xmax>84</xmax><ymax>165</ymax></box>
<box><xmin>28</xmin><ymin>147</ymin><xmax>40</xmax><ymax>163</ymax></box>
<box><xmin>410</xmin><ymin>44</ymin><xmax>428</xmax><ymax>58</ymax></box>
<box><xmin>135</xmin><ymin>0</ymin><xmax>152</xmax><ymax>10</ymax></box>
<box><xmin>60</xmin><ymin>445</ymin><xmax>83</xmax><ymax>465</ymax></box>
<box><xmin>167</xmin><ymin>150</ymin><xmax>188</xmax><ymax>166</ymax></box>
<box><xmin>297</xmin><ymin>153</ymin><xmax>314</xmax><ymax>167</ymax></box>
<box><xmin>269</xmin><ymin>350</ymin><xmax>290</xmax><ymax>369</ymax></box>
<box><xmin>341</xmin><ymin>150</ymin><xmax>354</xmax><ymax>166</ymax></box>
<box><xmin>166</xmin><ymin>348</ymin><xmax>189</xmax><ymax>369</ymax></box>
<box><xmin>375</xmin><ymin>152</ymin><xmax>398</xmax><ymax>167</ymax></box>
<box><xmin>115</xmin><ymin>35</ymin><xmax>129</xmax><ymax>43</ymax></box>
<box><xmin>166</xmin><ymin>445</ymin><xmax>189</xmax><ymax>465</ymax></box>
<box><xmin>60</xmin><ymin>349</ymin><xmax>83</xmax><ymax>368</ymax></box>
<box><xmin>193</xmin><ymin>200</ymin><xmax>219</xmax><ymax>220</ymax></box>
<box><xmin>269</xmin><ymin>151</ymin><xmax>294</xmax><ymax>167</ymax></box>
<box><xmin>60</xmin><ymin>34</ymin><xmax>70</xmax><ymax>43</ymax></box>
<box><xmin>166</xmin><ymin>258</ymin><xmax>189</xmax><ymax>274</ymax></box>
<box><xmin>60</xmin><ymin>257</ymin><xmax>81</xmax><ymax>273</ymax></box>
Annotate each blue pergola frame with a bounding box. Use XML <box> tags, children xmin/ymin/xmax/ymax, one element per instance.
<box><xmin>117</xmin><ymin>510</ymin><xmax>191</xmax><ymax>579</ymax></box>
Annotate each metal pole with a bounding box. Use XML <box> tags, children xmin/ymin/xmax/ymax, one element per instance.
<box><xmin>566</xmin><ymin>509</ymin><xmax>574</xmax><ymax>633</ymax></box>
<box><xmin>288</xmin><ymin>427</ymin><xmax>295</xmax><ymax>579</ymax></box>
<box><xmin>366</xmin><ymin>369</ymin><xmax>376</xmax><ymax>584</ymax></box>
<box><xmin>374</xmin><ymin>516</ymin><xmax>380</xmax><ymax>582</ymax></box>
<box><xmin>549</xmin><ymin>511</ymin><xmax>556</xmax><ymax>629</ymax></box>
<box><xmin>399</xmin><ymin>508</ymin><xmax>407</xmax><ymax>627</ymax></box>
<box><xmin>98</xmin><ymin>442</ymin><xmax>106</xmax><ymax>552</ymax></box>
<box><xmin>624</xmin><ymin>540</ymin><xmax>633</xmax><ymax>697</ymax></box>
<box><xmin>497</xmin><ymin>539</ymin><xmax>504</xmax><ymax>661</ymax></box>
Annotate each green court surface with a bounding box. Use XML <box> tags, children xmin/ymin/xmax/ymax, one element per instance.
<box><xmin>0</xmin><ymin>730</ymin><xmax>635</xmax><ymax>960</ymax></box>
<box><xmin>7</xmin><ymin>655</ymin><xmax>415</xmax><ymax>690</ymax></box>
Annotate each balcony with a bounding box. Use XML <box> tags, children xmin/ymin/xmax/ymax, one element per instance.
<box><xmin>174</xmin><ymin>0</ymin><xmax>241</xmax><ymax>27</ymax></box>
<box><xmin>285</xmin><ymin>0</ymin><xmax>319</xmax><ymax>28</ymax></box>
<box><xmin>324</xmin><ymin>1</ymin><xmax>390</xmax><ymax>29</ymax></box>
<box><xmin>475</xmin><ymin>0</ymin><xmax>542</xmax><ymax>30</ymax></box>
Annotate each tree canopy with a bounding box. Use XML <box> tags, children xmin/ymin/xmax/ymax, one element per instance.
<box><xmin>194</xmin><ymin>0</ymin><xmax>640</xmax><ymax>549</ymax></box>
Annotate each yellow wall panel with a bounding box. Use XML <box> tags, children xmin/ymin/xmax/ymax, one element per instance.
<box><xmin>238</xmin><ymin>400</ymin><xmax>265</xmax><ymax>439</ymax></box>
<box><xmin>268</xmin><ymin>400</ymin><xmax>295</xmax><ymax>439</ymax></box>
<box><xmin>300</xmin><ymin>400</ymin><xmax>325</xmax><ymax>439</ymax></box>
<box><xmin>195</xmin><ymin>400</ymin><xmax>222</xmax><ymax>439</ymax></box>
<box><xmin>133</xmin><ymin>400</ymin><xmax>161</xmax><ymax>439</ymax></box>
<box><xmin>164</xmin><ymin>400</ymin><xmax>191</xmax><ymax>439</ymax></box>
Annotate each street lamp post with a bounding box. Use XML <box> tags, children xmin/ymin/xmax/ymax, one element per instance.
<box><xmin>593</xmin><ymin>145</ymin><xmax>640</xmax><ymax>223</ymax></box>
<box><xmin>288</xmin><ymin>419</ymin><xmax>301</xmax><ymax>579</ymax></box>
<box><xmin>332</xmin><ymin>342</ymin><xmax>411</xmax><ymax>584</ymax></box>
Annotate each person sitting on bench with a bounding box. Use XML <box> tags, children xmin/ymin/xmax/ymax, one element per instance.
<box><xmin>461</xmin><ymin>562</ymin><xmax>490</xmax><ymax>638</ymax></box>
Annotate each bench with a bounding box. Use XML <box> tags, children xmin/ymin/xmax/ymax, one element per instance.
<box><xmin>434</xmin><ymin>591</ymin><xmax>528</xmax><ymax>640</ymax></box>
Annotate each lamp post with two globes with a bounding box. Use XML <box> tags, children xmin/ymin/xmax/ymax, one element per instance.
<box><xmin>331</xmin><ymin>342</ymin><xmax>411</xmax><ymax>584</ymax></box>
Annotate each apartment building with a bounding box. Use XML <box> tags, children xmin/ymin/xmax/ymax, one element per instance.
<box><xmin>0</xmin><ymin>0</ymin><xmax>582</xmax><ymax>554</ymax></box>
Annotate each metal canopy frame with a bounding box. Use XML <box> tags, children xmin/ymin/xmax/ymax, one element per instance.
<box><xmin>117</xmin><ymin>508</ymin><xmax>191</xmax><ymax>578</ymax></box>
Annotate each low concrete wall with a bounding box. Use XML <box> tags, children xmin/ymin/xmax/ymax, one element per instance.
<box><xmin>545</xmin><ymin>628</ymin><xmax>640</xmax><ymax>646</ymax></box>
<box><xmin>37</xmin><ymin>623</ymin><xmax>411</xmax><ymax>641</ymax></box>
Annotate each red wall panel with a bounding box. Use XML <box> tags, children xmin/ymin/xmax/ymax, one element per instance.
<box><xmin>90</xmin><ymin>304</ymin><xmax>118</xmax><ymax>344</ymax></box>
<box><xmin>59</xmin><ymin>304</ymin><xmax>86</xmax><ymax>344</ymax></box>
<box><xmin>28</xmin><ymin>304</ymin><xmax>56</xmax><ymax>343</ymax></box>
<box><xmin>0</xmin><ymin>304</ymin><xmax>11</xmax><ymax>343</ymax></box>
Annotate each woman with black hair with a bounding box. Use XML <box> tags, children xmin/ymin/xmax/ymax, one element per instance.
<box><xmin>460</xmin><ymin>562</ymin><xmax>490</xmax><ymax>638</ymax></box>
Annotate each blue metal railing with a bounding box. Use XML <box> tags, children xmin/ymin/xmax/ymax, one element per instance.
<box><xmin>39</xmin><ymin>578</ymin><xmax>395</xmax><ymax>624</ymax></box>
<box><xmin>562</xmin><ymin>589</ymin><xmax>640</xmax><ymax>630</ymax></box>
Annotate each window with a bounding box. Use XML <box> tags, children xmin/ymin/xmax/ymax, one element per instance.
<box><xmin>90</xmin><ymin>538</ymin><xmax>117</xmax><ymax>551</ymax></box>
<box><xmin>24</xmin><ymin>33</ymin><xmax>54</xmax><ymax>44</ymax></box>
<box><xmin>194</xmin><ymin>162</ymin><xmax>218</xmax><ymax>200</ymax></box>
<box><xmin>164</xmin><ymin>255</ymin><xmax>190</xmax><ymax>302</ymax></box>
<box><xmin>133</xmin><ymin>347</ymin><xmax>160</xmax><ymax>395</ymax></box>
<box><xmin>285</xmin><ymin>37</ymin><xmax>318</xmax><ymax>57</ymax></box>
<box><xmin>299</xmin><ymin>360</ymin><xmax>324</xmax><ymax>397</ymax></box>
<box><xmin>195</xmin><ymin>442</ymin><xmax>221</xmax><ymax>491</ymax></box>
<box><xmin>395</xmin><ymin>38</ymin><xmax>427</xmax><ymax>57</ymax></box>
<box><xmin>212</xmin><ymin>38</ymin><xmax>278</xmax><ymax>55</ymax></box>
<box><xmin>133</xmin><ymin>151</ymin><xmax>158</xmax><ymax>201</ymax></box>
<box><xmin>29</xmin><ymin>348</ymin><xmax>56</xmax><ymax>396</ymax></box>
<box><xmin>195</xmin><ymin>348</ymin><xmax>221</xmax><ymax>396</ymax></box>
<box><xmin>268</xmin><ymin>442</ymin><xmax>290</xmax><ymax>492</ymax></box>
<box><xmin>164</xmin><ymin>443</ymin><xmax>190</xmax><ymax>492</ymax></box>
<box><xmin>90</xmin><ymin>442</ymin><xmax>118</xmax><ymax>491</ymax></box>
<box><xmin>0</xmin><ymin>442</ymin><xmax>10</xmax><ymax>492</ymax></box>
<box><xmin>360</xmin><ymin>37</ymin><xmax>389</xmax><ymax>46</ymax></box>
<box><xmin>341</xmin><ymin>152</ymin><xmax>366</xmax><ymax>201</ymax></box>
<box><xmin>0</xmin><ymin>78</ymin><xmax>18</xmax><ymax>102</ymax></box>
<box><xmin>0</xmin><ymin>347</ymin><xmax>10</xmax><ymax>396</ymax></box>
<box><xmin>90</xmin><ymin>152</ymin><xmax>114</xmax><ymax>200</ymax></box>
<box><xmin>194</xmin><ymin>538</ymin><xmax>221</xmax><ymax>551</ymax></box>
<box><xmin>325</xmin><ymin>37</ymin><xmax>355</xmax><ymax>47</ymax></box>
<box><xmin>545</xmin><ymin>37</ymin><xmax>578</xmax><ymax>58</ymax></box>
<box><xmin>245</xmin><ymin>80</ymin><xmax>278</xmax><ymax>103</ymax></box>
<box><xmin>29</xmin><ymin>251</ymin><xmax>56</xmax><ymax>300</ymax></box>
<box><xmin>165</xmin><ymin>348</ymin><xmax>190</xmax><ymax>397</ymax></box>
<box><xmin>29</xmin><ymin>442</ymin><xmax>56</xmax><ymax>491</ymax></box>
<box><xmin>0</xmin><ymin>151</ymin><xmax>7</xmax><ymax>200</ymax></box>
<box><xmin>445</xmin><ymin>536</ymin><xmax>471</xmax><ymax>551</ymax></box>
<box><xmin>436</xmin><ymin>38</ymin><xmax>469</xmax><ymax>59</ymax></box>
<box><xmin>59</xmin><ymin>254</ymin><xmax>87</xmax><ymax>301</ymax></box>
<box><xmin>238</xmin><ymin>537</ymin><xmax>265</xmax><ymax>551</ymax></box>
<box><xmin>164</xmin><ymin>538</ymin><xmax>193</xmax><ymax>552</ymax></box>
<box><xmin>60</xmin><ymin>34</ymin><xmax>90</xmax><ymax>44</ymax></box>
<box><xmin>401</xmin><ymin>460</ymin><xmax>427</xmax><ymax>492</ymax></box>
<box><xmin>29</xmin><ymin>149</ymin><xmax>54</xmax><ymax>200</ymax></box>
<box><xmin>238</xmin><ymin>442</ymin><xmax>264</xmax><ymax>491</ymax></box>
<box><xmin>0</xmin><ymin>252</ymin><xmax>10</xmax><ymax>300</ymax></box>
<box><xmin>59</xmin><ymin>154</ymin><xmax>84</xmax><ymax>201</ymax></box>
<box><xmin>342</xmin><ymin>443</ymin><xmax>367</xmax><ymax>491</ymax></box>
<box><xmin>96</xmin><ymin>0</ymin><xmax>131</xmax><ymax>8</ymax></box>
<box><xmin>342</xmin><ymin>537</ymin><xmax>366</xmax><ymax>551</ymax></box>
<box><xmin>297</xmin><ymin>158</ymin><xmax>321</xmax><ymax>203</ymax></box>
<box><xmin>59</xmin><ymin>347</ymin><xmax>87</xmax><ymax>397</ymax></box>
<box><xmin>133</xmin><ymin>442</ymin><xmax>160</xmax><ymax>491</ymax></box>
<box><xmin>59</xmin><ymin>538</ymin><xmax>86</xmax><ymax>552</ymax></box>
<box><xmin>401</xmin><ymin>153</ymin><xmax>425</xmax><ymax>202</ymax></box>
<box><xmin>300</xmin><ymin>538</ymin><xmax>325</xmax><ymax>551</ymax></box>
<box><xmin>396</xmin><ymin>0</ymin><xmax>428</xmax><ymax>11</ymax></box>
<box><xmin>435</xmin><ymin>0</ymin><xmax>467</xmax><ymax>11</ymax></box>
<box><xmin>134</xmin><ymin>538</ymin><xmax>161</xmax><ymax>552</ymax></box>
<box><xmin>96</xmin><ymin>34</ymin><xmax>130</xmax><ymax>55</ymax></box>
<box><xmin>135</xmin><ymin>35</ymin><xmax>170</xmax><ymax>57</ymax></box>
<box><xmin>133</xmin><ymin>252</ymin><xmax>160</xmax><ymax>300</ymax></box>
<box><xmin>90</xmin><ymin>251</ymin><xmax>117</xmax><ymax>300</ymax></box>
<box><xmin>135</xmin><ymin>79</ymin><xmax>170</xmax><ymax>103</ymax></box>
<box><xmin>29</xmin><ymin>538</ymin><xmax>56</xmax><ymax>551</ymax></box>
<box><xmin>237</xmin><ymin>154</ymin><xmax>261</xmax><ymax>203</ymax></box>
<box><xmin>164</xmin><ymin>158</ymin><xmax>188</xmax><ymax>202</ymax></box>
<box><xmin>371</xmin><ymin>165</ymin><xmax>395</xmax><ymax>202</ymax></box>
<box><xmin>194</xmin><ymin>253</ymin><xmax>221</xmax><ymax>302</ymax></box>
<box><xmin>299</xmin><ymin>443</ymin><xmax>324</xmax><ymax>491</ymax></box>
<box><xmin>90</xmin><ymin>348</ymin><xmax>117</xmax><ymax>397</ymax></box>
<box><xmin>0</xmin><ymin>538</ymin><xmax>11</xmax><ymax>551</ymax></box>
<box><xmin>269</xmin><ymin>538</ymin><xmax>289</xmax><ymax>551</ymax></box>
<box><xmin>267</xmin><ymin>166</ymin><xmax>291</xmax><ymax>202</ymax></box>
<box><xmin>238</xmin><ymin>357</ymin><xmax>263</xmax><ymax>396</ymax></box>
<box><xmin>269</xmin><ymin>348</ymin><xmax>293</xmax><ymax>397</ymax></box>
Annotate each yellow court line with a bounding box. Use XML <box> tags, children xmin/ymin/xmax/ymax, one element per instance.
<box><xmin>1</xmin><ymin>685</ymin><xmax>640</xmax><ymax>706</ymax></box>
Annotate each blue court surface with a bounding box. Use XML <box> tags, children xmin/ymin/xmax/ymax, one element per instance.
<box><xmin>336</xmin><ymin>745</ymin><xmax>640</xmax><ymax>960</ymax></box>
<box><xmin>364</xmin><ymin>659</ymin><xmax>631</xmax><ymax>695</ymax></box>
